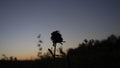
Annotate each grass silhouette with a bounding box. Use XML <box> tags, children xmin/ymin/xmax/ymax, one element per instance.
<box><xmin>0</xmin><ymin>34</ymin><xmax>120</xmax><ymax>68</ymax></box>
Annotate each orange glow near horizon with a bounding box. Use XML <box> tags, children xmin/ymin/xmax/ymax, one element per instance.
<box><xmin>0</xmin><ymin>0</ymin><xmax>120</xmax><ymax>61</ymax></box>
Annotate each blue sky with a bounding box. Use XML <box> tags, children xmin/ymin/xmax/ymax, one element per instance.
<box><xmin>0</xmin><ymin>0</ymin><xmax>120</xmax><ymax>60</ymax></box>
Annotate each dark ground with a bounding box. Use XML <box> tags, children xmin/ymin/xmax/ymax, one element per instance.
<box><xmin>1</xmin><ymin>35</ymin><xmax>120</xmax><ymax>68</ymax></box>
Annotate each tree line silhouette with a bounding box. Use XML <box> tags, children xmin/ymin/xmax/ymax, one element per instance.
<box><xmin>67</xmin><ymin>34</ymin><xmax>120</xmax><ymax>68</ymax></box>
<box><xmin>0</xmin><ymin>31</ymin><xmax>120</xmax><ymax>68</ymax></box>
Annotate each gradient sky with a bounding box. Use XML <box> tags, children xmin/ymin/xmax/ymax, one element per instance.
<box><xmin>0</xmin><ymin>0</ymin><xmax>120</xmax><ymax>60</ymax></box>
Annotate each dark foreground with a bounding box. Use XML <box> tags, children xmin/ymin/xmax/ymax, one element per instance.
<box><xmin>0</xmin><ymin>58</ymin><xmax>68</xmax><ymax>68</ymax></box>
<box><xmin>0</xmin><ymin>35</ymin><xmax>120</xmax><ymax>68</ymax></box>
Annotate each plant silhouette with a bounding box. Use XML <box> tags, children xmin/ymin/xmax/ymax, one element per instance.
<box><xmin>1</xmin><ymin>34</ymin><xmax>120</xmax><ymax>68</ymax></box>
<box><xmin>51</xmin><ymin>30</ymin><xmax>64</xmax><ymax>46</ymax></box>
<box><xmin>1</xmin><ymin>54</ymin><xmax>8</xmax><ymax>60</ymax></box>
<box><xmin>67</xmin><ymin>35</ymin><xmax>120</xmax><ymax>68</ymax></box>
<box><xmin>48</xmin><ymin>30</ymin><xmax>64</xmax><ymax>59</ymax></box>
<box><xmin>37</xmin><ymin>34</ymin><xmax>43</xmax><ymax>59</ymax></box>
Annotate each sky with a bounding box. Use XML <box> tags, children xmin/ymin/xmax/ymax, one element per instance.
<box><xmin>0</xmin><ymin>0</ymin><xmax>120</xmax><ymax>60</ymax></box>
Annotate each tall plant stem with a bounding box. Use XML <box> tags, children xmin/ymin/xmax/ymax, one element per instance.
<box><xmin>53</xmin><ymin>43</ymin><xmax>56</xmax><ymax>59</ymax></box>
